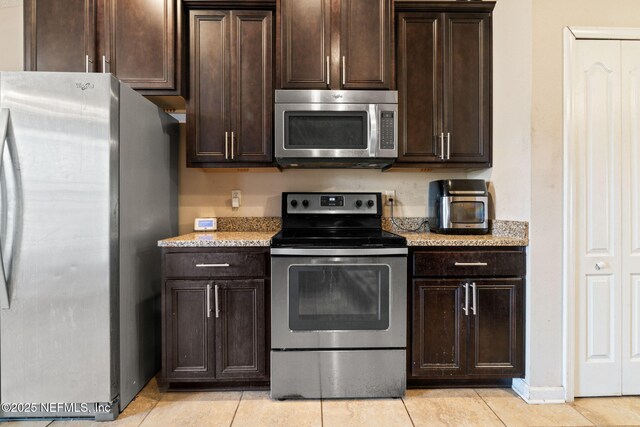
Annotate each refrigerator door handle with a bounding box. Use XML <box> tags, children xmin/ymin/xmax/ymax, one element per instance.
<box><xmin>0</xmin><ymin>109</ymin><xmax>11</xmax><ymax>309</ymax></box>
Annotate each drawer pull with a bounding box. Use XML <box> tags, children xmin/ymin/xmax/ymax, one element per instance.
<box><xmin>196</xmin><ymin>263</ymin><xmax>230</xmax><ymax>268</ymax></box>
<box><xmin>454</xmin><ymin>262</ymin><xmax>488</xmax><ymax>267</ymax></box>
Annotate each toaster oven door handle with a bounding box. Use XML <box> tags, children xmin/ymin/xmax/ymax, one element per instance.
<box><xmin>454</xmin><ymin>262</ymin><xmax>488</xmax><ymax>267</ymax></box>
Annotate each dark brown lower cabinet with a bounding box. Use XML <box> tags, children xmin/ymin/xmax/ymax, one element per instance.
<box><xmin>409</xmin><ymin>247</ymin><xmax>525</xmax><ymax>385</ymax></box>
<box><xmin>161</xmin><ymin>248</ymin><xmax>269</xmax><ymax>389</ymax></box>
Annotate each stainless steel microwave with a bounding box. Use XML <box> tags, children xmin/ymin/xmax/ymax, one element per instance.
<box><xmin>428</xmin><ymin>179</ymin><xmax>490</xmax><ymax>235</ymax></box>
<box><xmin>274</xmin><ymin>90</ymin><xmax>398</xmax><ymax>168</ymax></box>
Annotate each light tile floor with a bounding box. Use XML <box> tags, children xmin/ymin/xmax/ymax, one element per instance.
<box><xmin>5</xmin><ymin>378</ymin><xmax>640</xmax><ymax>427</ymax></box>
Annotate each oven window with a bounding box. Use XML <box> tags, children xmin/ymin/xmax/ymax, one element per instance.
<box><xmin>284</xmin><ymin>111</ymin><xmax>368</xmax><ymax>150</ymax></box>
<box><xmin>288</xmin><ymin>265</ymin><xmax>390</xmax><ymax>331</ymax></box>
<box><xmin>450</xmin><ymin>201</ymin><xmax>485</xmax><ymax>224</ymax></box>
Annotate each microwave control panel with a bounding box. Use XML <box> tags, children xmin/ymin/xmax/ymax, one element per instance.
<box><xmin>380</xmin><ymin>111</ymin><xmax>395</xmax><ymax>150</ymax></box>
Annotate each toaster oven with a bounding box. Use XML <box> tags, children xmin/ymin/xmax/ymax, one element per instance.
<box><xmin>428</xmin><ymin>179</ymin><xmax>489</xmax><ymax>234</ymax></box>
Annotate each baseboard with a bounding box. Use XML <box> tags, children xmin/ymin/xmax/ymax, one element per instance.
<box><xmin>512</xmin><ymin>379</ymin><xmax>566</xmax><ymax>404</ymax></box>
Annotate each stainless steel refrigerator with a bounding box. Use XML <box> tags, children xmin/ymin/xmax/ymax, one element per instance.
<box><xmin>0</xmin><ymin>72</ymin><xmax>178</xmax><ymax>420</ymax></box>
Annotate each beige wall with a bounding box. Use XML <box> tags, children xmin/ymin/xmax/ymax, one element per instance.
<box><xmin>530</xmin><ymin>0</ymin><xmax>640</xmax><ymax>393</ymax></box>
<box><xmin>179</xmin><ymin>0</ymin><xmax>534</xmax><ymax>234</ymax></box>
<box><xmin>0</xmin><ymin>2</ymin><xmax>22</xmax><ymax>71</ymax></box>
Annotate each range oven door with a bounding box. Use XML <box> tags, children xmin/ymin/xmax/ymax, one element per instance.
<box><xmin>271</xmin><ymin>248</ymin><xmax>407</xmax><ymax>349</ymax></box>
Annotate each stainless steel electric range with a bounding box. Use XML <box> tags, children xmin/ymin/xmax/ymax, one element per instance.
<box><xmin>270</xmin><ymin>192</ymin><xmax>408</xmax><ymax>399</ymax></box>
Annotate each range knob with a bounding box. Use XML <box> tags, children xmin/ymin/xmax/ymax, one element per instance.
<box><xmin>367</xmin><ymin>200</ymin><xmax>375</xmax><ymax>208</ymax></box>
<box><xmin>355</xmin><ymin>200</ymin><xmax>363</xmax><ymax>208</ymax></box>
<box><xmin>290</xmin><ymin>199</ymin><xmax>298</xmax><ymax>208</ymax></box>
<box><xmin>302</xmin><ymin>200</ymin><xmax>309</xmax><ymax>208</ymax></box>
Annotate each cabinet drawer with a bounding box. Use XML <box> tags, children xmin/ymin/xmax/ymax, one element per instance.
<box><xmin>165</xmin><ymin>252</ymin><xmax>266</xmax><ymax>278</ymax></box>
<box><xmin>413</xmin><ymin>250</ymin><xmax>524</xmax><ymax>277</ymax></box>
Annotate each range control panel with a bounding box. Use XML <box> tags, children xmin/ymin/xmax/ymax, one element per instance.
<box><xmin>286</xmin><ymin>193</ymin><xmax>380</xmax><ymax>215</ymax></box>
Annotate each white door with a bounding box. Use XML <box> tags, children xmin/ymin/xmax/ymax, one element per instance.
<box><xmin>572</xmin><ymin>39</ymin><xmax>640</xmax><ymax>396</ymax></box>
<box><xmin>621</xmin><ymin>41</ymin><xmax>640</xmax><ymax>395</ymax></box>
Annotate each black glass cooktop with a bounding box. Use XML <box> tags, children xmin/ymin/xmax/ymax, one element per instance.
<box><xmin>271</xmin><ymin>228</ymin><xmax>407</xmax><ymax>248</ymax></box>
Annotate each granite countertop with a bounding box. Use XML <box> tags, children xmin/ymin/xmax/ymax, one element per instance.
<box><xmin>158</xmin><ymin>218</ymin><xmax>528</xmax><ymax>248</ymax></box>
<box><xmin>399</xmin><ymin>232</ymin><xmax>527</xmax><ymax>247</ymax></box>
<box><xmin>158</xmin><ymin>231</ymin><xmax>275</xmax><ymax>247</ymax></box>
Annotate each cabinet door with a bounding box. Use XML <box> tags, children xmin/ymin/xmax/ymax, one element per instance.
<box><xmin>230</xmin><ymin>11</ymin><xmax>273</xmax><ymax>163</ymax></box>
<box><xmin>396</xmin><ymin>12</ymin><xmax>441</xmax><ymax>162</ymax></box>
<box><xmin>411</xmin><ymin>279</ymin><xmax>467</xmax><ymax>378</ymax></box>
<box><xmin>279</xmin><ymin>0</ymin><xmax>331</xmax><ymax>89</ymax></box>
<box><xmin>442</xmin><ymin>12</ymin><xmax>492</xmax><ymax>164</ymax></box>
<box><xmin>106</xmin><ymin>0</ymin><xmax>177</xmax><ymax>93</ymax></box>
<box><xmin>24</xmin><ymin>0</ymin><xmax>96</xmax><ymax>72</ymax></box>
<box><xmin>467</xmin><ymin>279</ymin><xmax>524</xmax><ymax>377</ymax></box>
<box><xmin>340</xmin><ymin>0</ymin><xmax>391</xmax><ymax>89</ymax></box>
<box><xmin>188</xmin><ymin>10</ymin><xmax>231</xmax><ymax>165</ymax></box>
<box><xmin>214</xmin><ymin>280</ymin><xmax>267</xmax><ymax>380</ymax></box>
<box><xmin>165</xmin><ymin>280</ymin><xmax>215</xmax><ymax>379</ymax></box>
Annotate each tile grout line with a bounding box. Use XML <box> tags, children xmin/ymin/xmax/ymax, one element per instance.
<box><xmin>136</xmin><ymin>394</ymin><xmax>163</xmax><ymax>427</ymax></box>
<box><xmin>229</xmin><ymin>390</ymin><xmax>243</xmax><ymax>427</ymax></box>
<box><xmin>474</xmin><ymin>389</ymin><xmax>508</xmax><ymax>427</ymax></box>
<box><xmin>401</xmin><ymin>396</ymin><xmax>416</xmax><ymax>427</ymax></box>
<box><xmin>568</xmin><ymin>402</ymin><xmax>600</xmax><ymax>427</ymax></box>
<box><xmin>320</xmin><ymin>398</ymin><xmax>324</xmax><ymax>427</ymax></box>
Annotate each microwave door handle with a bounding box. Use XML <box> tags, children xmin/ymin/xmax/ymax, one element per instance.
<box><xmin>369</xmin><ymin>104</ymin><xmax>378</xmax><ymax>157</ymax></box>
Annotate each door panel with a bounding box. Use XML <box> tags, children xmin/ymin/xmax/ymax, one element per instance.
<box><xmin>468</xmin><ymin>280</ymin><xmax>523</xmax><ymax>376</ymax></box>
<box><xmin>396</xmin><ymin>13</ymin><xmax>441</xmax><ymax>162</ymax></box>
<box><xmin>442</xmin><ymin>13</ymin><xmax>491</xmax><ymax>163</ymax></box>
<box><xmin>25</xmin><ymin>0</ymin><xmax>95</xmax><ymax>72</ymax></box>
<box><xmin>573</xmin><ymin>39</ymin><xmax>622</xmax><ymax>396</ymax></box>
<box><xmin>188</xmin><ymin>11</ymin><xmax>230</xmax><ymax>164</ymax></box>
<box><xmin>108</xmin><ymin>0</ymin><xmax>175</xmax><ymax>91</ymax></box>
<box><xmin>411</xmin><ymin>279</ymin><xmax>466</xmax><ymax>378</ymax></box>
<box><xmin>621</xmin><ymin>41</ymin><xmax>640</xmax><ymax>394</ymax></box>
<box><xmin>165</xmin><ymin>280</ymin><xmax>214</xmax><ymax>379</ymax></box>
<box><xmin>230</xmin><ymin>11</ymin><xmax>272</xmax><ymax>162</ymax></box>
<box><xmin>340</xmin><ymin>0</ymin><xmax>391</xmax><ymax>89</ymax></box>
<box><xmin>279</xmin><ymin>0</ymin><xmax>331</xmax><ymax>89</ymax></box>
<box><xmin>215</xmin><ymin>280</ymin><xmax>267</xmax><ymax>380</ymax></box>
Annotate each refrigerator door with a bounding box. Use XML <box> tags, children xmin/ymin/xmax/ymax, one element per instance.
<box><xmin>0</xmin><ymin>72</ymin><xmax>118</xmax><ymax>411</ymax></box>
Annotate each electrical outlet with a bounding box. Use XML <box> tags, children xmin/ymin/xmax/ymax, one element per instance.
<box><xmin>231</xmin><ymin>190</ymin><xmax>241</xmax><ymax>208</ymax></box>
<box><xmin>384</xmin><ymin>190</ymin><xmax>396</xmax><ymax>206</ymax></box>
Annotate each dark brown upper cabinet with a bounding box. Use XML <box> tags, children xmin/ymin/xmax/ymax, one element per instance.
<box><xmin>395</xmin><ymin>2</ymin><xmax>494</xmax><ymax>167</ymax></box>
<box><xmin>187</xmin><ymin>9</ymin><xmax>273</xmax><ymax>167</ymax></box>
<box><xmin>24</xmin><ymin>0</ymin><xmax>183</xmax><ymax>95</ymax></box>
<box><xmin>277</xmin><ymin>0</ymin><xmax>392</xmax><ymax>90</ymax></box>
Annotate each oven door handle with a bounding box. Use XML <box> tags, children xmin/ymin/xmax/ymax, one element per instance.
<box><xmin>270</xmin><ymin>247</ymin><xmax>408</xmax><ymax>256</ymax></box>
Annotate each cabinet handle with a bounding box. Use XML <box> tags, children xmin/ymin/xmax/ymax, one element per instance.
<box><xmin>454</xmin><ymin>262</ymin><xmax>488</xmax><ymax>267</ymax></box>
<box><xmin>462</xmin><ymin>282</ymin><xmax>469</xmax><ymax>316</ymax></box>
<box><xmin>446</xmin><ymin>132</ymin><xmax>451</xmax><ymax>160</ymax></box>
<box><xmin>85</xmin><ymin>55</ymin><xmax>93</xmax><ymax>73</ymax></box>
<box><xmin>231</xmin><ymin>131</ymin><xmax>235</xmax><ymax>160</ymax></box>
<box><xmin>440</xmin><ymin>133</ymin><xmax>445</xmax><ymax>160</ymax></box>
<box><xmin>342</xmin><ymin>56</ymin><xmax>346</xmax><ymax>86</ymax></box>
<box><xmin>196</xmin><ymin>263</ymin><xmax>230</xmax><ymax>268</ymax></box>
<box><xmin>206</xmin><ymin>283</ymin><xmax>212</xmax><ymax>318</ymax></box>
<box><xmin>471</xmin><ymin>282</ymin><xmax>477</xmax><ymax>315</ymax></box>
<box><xmin>326</xmin><ymin>56</ymin><xmax>330</xmax><ymax>86</ymax></box>
<box><xmin>102</xmin><ymin>55</ymin><xmax>109</xmax><ymax>73</ymax></box>
<box><xmin>225</xmin><ymin>132</ymin><xmax>229</xmax><ymax>159</ymax></box>
<box><xmin>214</xmin><ymin>284</ymin><xmax>220</xmax><ymax>318</ymax></box>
